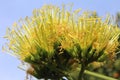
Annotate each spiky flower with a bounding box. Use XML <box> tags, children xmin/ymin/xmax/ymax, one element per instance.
<box><xmin>3</xmin><ymin>5</ymin><xmax>120</xmax><ymax>79</ymax></box>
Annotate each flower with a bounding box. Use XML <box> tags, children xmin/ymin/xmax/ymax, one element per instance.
<box><xmin>3</xmin><ymin>5</ymin><xmax>120</xmax><ymax>79</ymax></box>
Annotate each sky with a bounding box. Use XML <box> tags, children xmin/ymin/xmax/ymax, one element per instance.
<box><xmin>0</xmin><ymin>0</ymin><xmax>120</xmax><ymax>80</ymax></box>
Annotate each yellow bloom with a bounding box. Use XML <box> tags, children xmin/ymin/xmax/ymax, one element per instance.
<box><xmin>3</xmin><ymin>5</ymin><xmax>120</xmax><ymax>79</ymax></box>
<box><xmin>3</xmin><ymin>5</ymin><xmax>120</xmax><ymax>62</ymax></box>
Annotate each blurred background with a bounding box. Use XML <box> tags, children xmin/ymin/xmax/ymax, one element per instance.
<box><xmin>0</xmin><ymin>0</ymin><xmax>120</xmax><ymax>80</ymax></box>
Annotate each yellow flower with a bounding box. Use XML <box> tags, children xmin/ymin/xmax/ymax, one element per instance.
<box><xmin>3</xmin><ymin>4</ymin><xmax>120</xmax><ymax>79</ymax></box>
<box><xmin>3</xmin><ymin>5</ymin><xmax>120</xmax><ymax>63</ymax></box>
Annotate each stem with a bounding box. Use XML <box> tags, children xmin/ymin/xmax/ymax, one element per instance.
<box><xmin>66</xmin><ymin>76</ymin><xmax>74</xmax><ymax>80</ymax></box>
<box><xmin>45</xmin><ymin>78</ymin><xmax>47</xmax><ymax>80</ymax></box>
<box><xmin>84</xmin><ymin>70</ymin><xmax>117</xmax><ymax>80</ymax></box>
<box><xmin>78</xmin><ymin>64</ymin><xmax>87</xmax><ymax>80</ymax></box>
<box><xmin>75</xmin><ymin>67</ymin><xmax>117</xmax><ymax>80</ymax></box>
<box><xmin>18</xmin><ymin>65</ymin><xmax>117</xmax><ymax>80</ymax></box>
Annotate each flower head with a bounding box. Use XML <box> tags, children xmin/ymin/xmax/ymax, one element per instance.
<box><xmin>3</xmin><ymin>5</ymin><xmax>120</xmax><ymax>79</ymax></box>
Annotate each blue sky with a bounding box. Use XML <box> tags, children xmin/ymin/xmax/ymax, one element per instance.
<box><xmin>0</xmin><ymin>0</ymin><xmax>120</xmax><ymax>80</ymax></box>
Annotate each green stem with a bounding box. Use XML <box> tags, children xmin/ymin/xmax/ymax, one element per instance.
<box><xmin>45</xmin><ymin>78</ymin><xmax>47</xmax><ymax>80</ymax></box>
<box><xmin>84</xmin><ymin>70</ymin><xmax>117</xmax><ymax>80</ymax></box>
<box><xmin>18</xmin><ymin>65</ymin><xmax>117</xmax><ymax>80</ymax></box>
<box><xmin>66</xmin><ymin>76</ymin><xmax>74</xmax><ymax>80</ymax></box>
<box><xmin>78</xmin><ymin>64</ymin><xmax>87</xmax><ymax>80</ymax></box>
<box><xmin>75</xmin><ymin>68</ymin><xmax>117</xmax><ymax>80</ymax></box>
